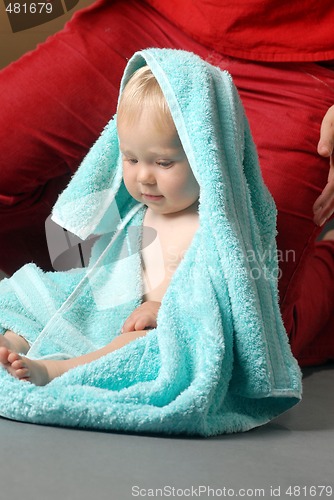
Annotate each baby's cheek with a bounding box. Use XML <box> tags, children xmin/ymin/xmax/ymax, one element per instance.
<box><xmin>123</xmin><ymin>175</ymin><xmax>138</xmax><ymax>199</ymax></box>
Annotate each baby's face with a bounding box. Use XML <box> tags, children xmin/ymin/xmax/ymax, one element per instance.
<box><xmin>118</xmin><ymin>108</ymin><xmax>199</xmax><ymax>216</ymax></box>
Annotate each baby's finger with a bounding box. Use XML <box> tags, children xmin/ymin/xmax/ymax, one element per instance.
<box><xmin>134</xmin><ymin>315</ymin><xmax>152</xmax><ymax>331</ymax></box>
<box><xmin>121</xmin><ymin>315</ymin><xmax>137</xmax><ymax>334</ymax></box>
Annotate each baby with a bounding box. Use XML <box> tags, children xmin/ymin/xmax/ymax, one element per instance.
<box><xmin>0</xmin><ymin>66</ymin><xmax>199</xmax><ymax>385</ymax></box>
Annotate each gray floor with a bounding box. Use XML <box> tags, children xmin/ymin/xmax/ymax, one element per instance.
<box><xmin>0</xmin><ymin>365</ymin><xmax>333</xmax><ymax>500</ymax></box>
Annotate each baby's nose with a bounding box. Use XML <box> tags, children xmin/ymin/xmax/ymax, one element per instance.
<box><xmin>137</xmin><ymin>165</ymin><xmax>156</xmax><ymax>184</ymax></box>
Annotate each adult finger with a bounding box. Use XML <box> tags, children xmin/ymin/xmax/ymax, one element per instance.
<box><xmin>313</xmin><ymin>165</ymin><xmax>334</xmax><ymax>225</ymax></box>
<box><xmin>317</xmin><ymin>105</ymin><xmax>334</xmax><ymax>157</ymax></box>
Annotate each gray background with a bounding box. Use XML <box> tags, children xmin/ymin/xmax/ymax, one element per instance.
<box><xmin>0</xmin><ymin>365</ymin><xmax>333</xmax><ymax>500</ymax></box>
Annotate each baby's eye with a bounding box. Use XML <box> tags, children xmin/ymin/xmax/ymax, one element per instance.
<box><xmin>127</xmin><ymin>158</ymin><xmax>138</xmax><ymax>165</ymax></box>
<box><xmin>156</xmin><ymin>161</ymin><xmax>174</xmax><ymax>168</ymax></box>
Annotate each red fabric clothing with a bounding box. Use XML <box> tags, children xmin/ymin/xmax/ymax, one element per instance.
<box><xmin>0</xmin><ymin>0</ymin><xmax>333</xmax><ymax>366</ymax></box>
<box><xmin>147</xmin><ymin>0</ymin><xmax>334</xmax><ymax>62</ymax></box>
<box><xmin>288</xmin><ymin>241</ymin><xmax>334</xmax><ymax>366</ymax></box>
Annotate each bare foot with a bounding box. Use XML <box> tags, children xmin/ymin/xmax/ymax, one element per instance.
<box><xmin>0</xmin><ymin>347</ymin><xmax>57</xmax><ymax>386</ymax></box>
<box><xmin>0</xmin><ymin>330</ymin><xmax>29</xmax><ymax>354</ymax></box>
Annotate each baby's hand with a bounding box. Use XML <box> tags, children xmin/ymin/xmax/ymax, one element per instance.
<box><xmin>121</xmin><ymin>301</ymin><xmax>161</xmax><ymax>334</ymax></box>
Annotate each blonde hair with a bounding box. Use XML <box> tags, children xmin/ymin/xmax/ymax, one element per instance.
<box><xmin>117</xmin><ymin>66</ymin><xmax>174</xmax><ymax>130</ymax></box>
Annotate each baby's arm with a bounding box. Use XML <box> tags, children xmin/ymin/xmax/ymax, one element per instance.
<box><xmin>121</xmin><ymin>301</ymin><xmax>161</xmax><ymax>333</ymax></box>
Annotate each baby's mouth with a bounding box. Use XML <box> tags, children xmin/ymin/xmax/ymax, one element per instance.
<box><xmin>142</xmin><ymin>193</ymin><xmax>164</xmax><ymax>200</ymax></box>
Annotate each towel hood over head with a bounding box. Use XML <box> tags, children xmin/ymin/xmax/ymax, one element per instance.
<box><xmin>0</xmin><ymin>49</ymin><xmax>302</xmax><ymax>435</ymax></box>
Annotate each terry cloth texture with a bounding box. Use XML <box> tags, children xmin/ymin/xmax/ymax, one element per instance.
<box><xmin>0</xmin><ymin>49</ymin><xmax>301</xmax><ymax>435</ymax></box>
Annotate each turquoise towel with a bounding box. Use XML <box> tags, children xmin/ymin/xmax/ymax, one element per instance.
<box><xmin>0</xmin><ymin>49</ymin><xmax>301</xmax><ymax>435</ymax></box>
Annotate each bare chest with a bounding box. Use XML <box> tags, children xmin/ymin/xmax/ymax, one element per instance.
<box><xmin>141</xmin><ymin>209</ymin><xmax>199</xmax><ymax>302</ymax></box>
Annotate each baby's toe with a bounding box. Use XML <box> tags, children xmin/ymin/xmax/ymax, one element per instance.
<box><xmin>11</xmin><ymin>358</ymin><xmax>25</xmax><ymax>370</ymax></box>
<box><xmin>0</xmin><ymin>347</ymin><xmax>11</xmax><ymax>365</ymax></box>
<box><xmin>15</xmin><ymin>367</ymin><xmax>30</xmax><ymax>380</ymax></box>
<box><xmin>8</xmin><ymin>351</ymin><xmax>20</xmax><ymax>364</ymax></box>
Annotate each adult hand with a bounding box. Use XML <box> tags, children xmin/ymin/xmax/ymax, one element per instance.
<box><xmin>121</xmin><ymin>301</ymin><xmax>161</xmax><ymax>334</ymax></box>
<box><xmin>314</xmin><ymin>105</ymin><xmax>334</xmax><ymax>226</ymax></box>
